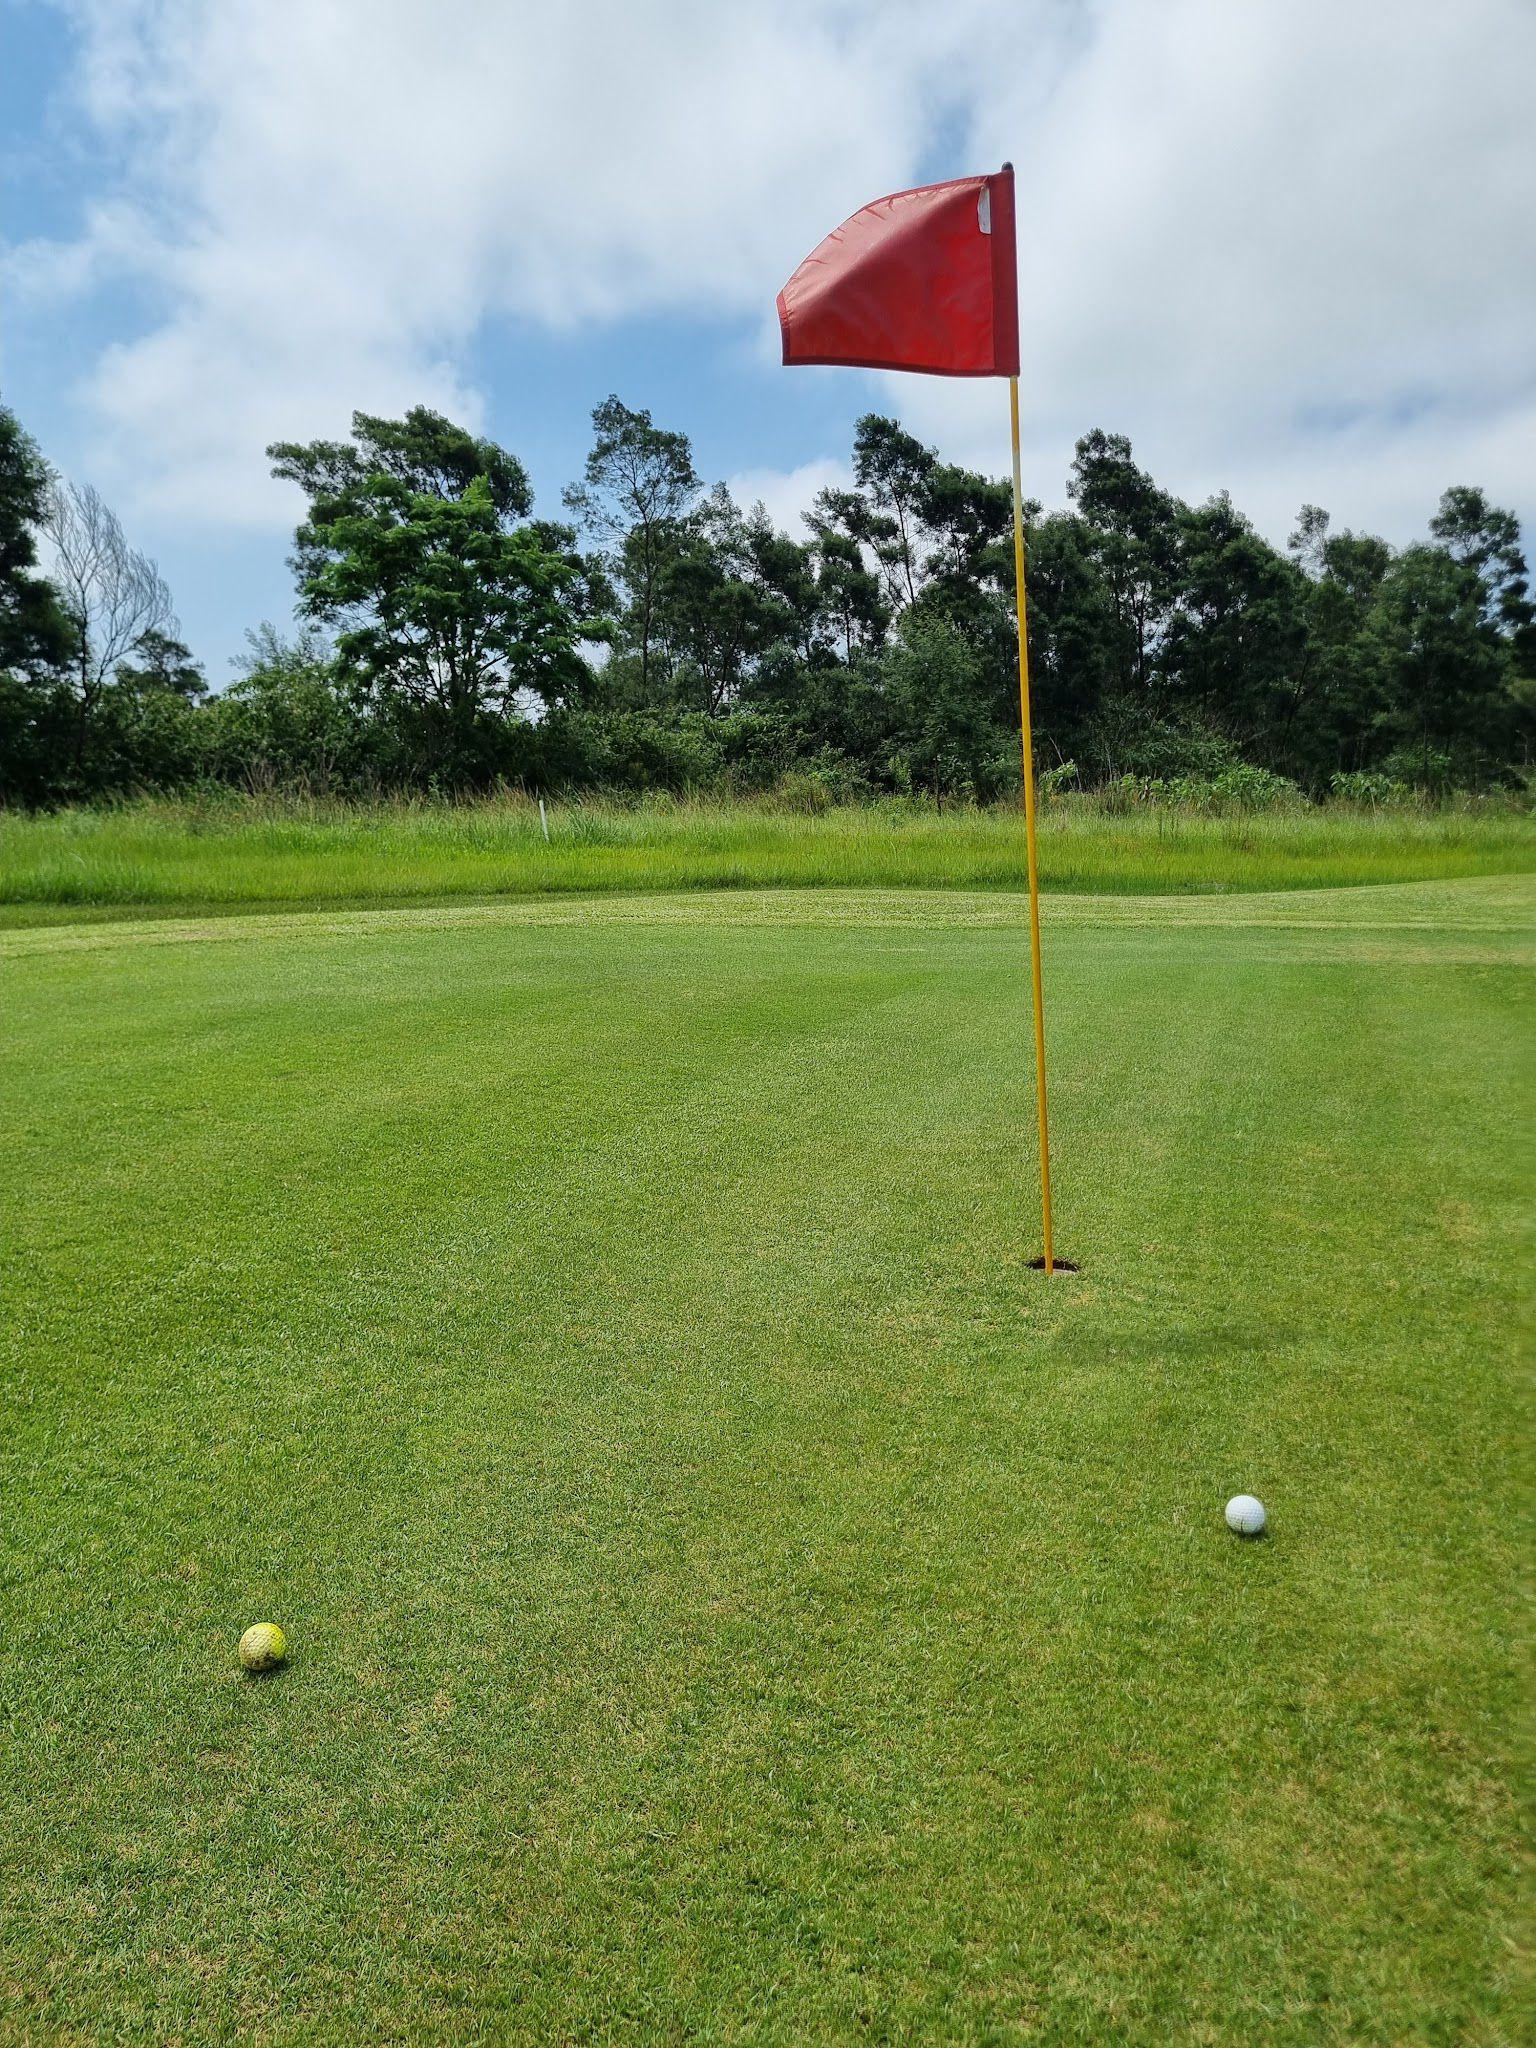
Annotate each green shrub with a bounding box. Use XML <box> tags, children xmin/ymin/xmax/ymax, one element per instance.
<box><xmin>1330</xmin><ymin>770</ymin><xmax>1410</xmax><ymax>807</ymax></box>
<box><xmin>1381</xmin><ymin>746</ymin><xmax>1457</xmax><ymax>796</ymax></box>
<box><xmin>1095</xmin><ymin>765</ymin><xmax>1303</xmax><ymax>813</ymax></box>
<box><xmin>1201</xmin><ymin>765</ymin><xmax>1305</xmax><ymax>811</ymax></box>
<box><xmin>1088</xmin><ymin>710</ymin><xmax>1242</xmax><ymax>785</ymax></box>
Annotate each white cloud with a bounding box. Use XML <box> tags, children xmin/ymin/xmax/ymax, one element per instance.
<box><xmin>891</xmin><ymin>0</ymin><xmax>1536</xmax><ymax>539</ymax></box>
<box><xmin>22</xmin><ymin>0</ymin><xmax>995</xmax><ymax>522</ymax></box>
<box><xmin>14</xmin><ymin>0</ymin><xmax>1536</xmax><ymax>545</ymax></box>
<box><xmin>724</xmin><ymin>457</ymin><xmax>853</xmax><ymax>538</ymax></box>
<box><xmin>0</xmin><ymin>199</ymin><xmax>165</xmax><ymax>306</ymax></box>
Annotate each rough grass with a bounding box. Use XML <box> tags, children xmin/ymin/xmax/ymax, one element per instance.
<box><xmin>1</xmin><ymin>790</ymin><xmax>1532</xmax><ymax>925</ymax></box>
<box><xmin>1</xmin><ymin>875</ymin><xmax>1530</xmax><ymax>2043</ymax></box>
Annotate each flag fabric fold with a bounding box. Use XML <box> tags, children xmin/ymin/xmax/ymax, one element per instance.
<box><xmin>777</xmin><ymin>167</ymin><xmax>1018</xmax><ymax>379</ymax></box>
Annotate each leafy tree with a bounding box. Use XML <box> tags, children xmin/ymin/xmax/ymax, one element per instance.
<box><xmin>881</xmin><ymin>614</ymin><xmax>1011</xmax><ymax>801</ymax></box>
<box><xmin>0</xmin><ymin>406</ymin><xmax>72</xmax><ymax>680</ymax></box>
<box><xmin>1163</xmin><ymin>493</ymin><xmax>1311</xmax><ymax>769</ymax></box>
<box><xmin>1287</xmin><ymin>503</ymin><xmax>1333</xmax><ymax>578</ymax></box>
<box><xmin>564</xmin><ymin>396</ymin><xmax>700</xmax><ymax>701</ymax></box>
<box><xmin>816</xmin><ymin>416</ymin><xmax>1013</xmax><ymax>626</ymax></box>
<box><xmin>1430</xmin><ymin>485</ymin><xmax>1534</xmax><ymax>641</ymax></box>
<box><xmin>1289</xmin><ymin>510</ymin><xmax>1395</xmax><ymax>777</ymax></box>
<box><xmin>270</xmin><ymin>408</ymin><xmax>603</xmax><ymax>783</ymax></box>
<box><xmin>0</xmin><ymin>404</ymin><xmax>74</xmax><ymax>805</ymax></box>
<box><xmin>811</xmin><ymin>417</ymin><xmax>1017</xmax><ymax>712</ymax></box>
<box><xmin>1066</xmin><ymin>430</ymin><xmax>1180</xmax><ymax>699</ymax></box>
<box><xmin>69</xmin><ymin>631</ymin><xmax>211</xmax><ymax>798</ymax></box>
<box><xmin>275</xmin><ymin>407</ymin><xmax>535</xmax><ymax>520</ymax></box>
<box><xmin>9</xmin><ymin>386</ymin><xmax>1535</xmax><ymax>806</ymax></box>
<box><xmin>205</xmin><ymin>625</ymin><xmax>365</xmax><ymax>792</ymax></box>
<box><xmin>738</xmin><ymin>502</ymin><xmax>822</xmax><ymax>666</ymax></box>
<box><xmin>806</xmin><ymin>498</ymin><xmax>889</xmax><ymax>661</ymax></box>
<box><xmin>1023</xmin><ymin>509</ymin><xmax>1120</xmax><ymax>765</ymax></box>
<box><xmin>115</xmin><ymin>630</ymin><xmax>206</xmax><ymax>700</ymax></box>
<box><xmin>849</xmin><ymin>415</ymin><xmax>935</xmax><ymax>608</ymax></box>
<box><xmin>1429</xmin><ymin>489</ymin><xmax>1535</xmax><ymax>765</ymax></box>
<box><xmin>1367</xmin><ymin>544</ymin><xmax>1512</xmax><ymax>787</ymax></box>
<box><xmin>919</xmin><ymin>460</ymin><xmax>1013</xmax><ymax>601</ymax></box>
<box><xmin>655</xmin><ymin>489</ymin><xmax>801</xmax><ymax>713</ymax></box>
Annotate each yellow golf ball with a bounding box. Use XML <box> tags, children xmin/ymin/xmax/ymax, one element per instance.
<box><xmin>239</xmin><ymin>1622</ymin><xmax>287</xmax><ymax>1672</ymax></box>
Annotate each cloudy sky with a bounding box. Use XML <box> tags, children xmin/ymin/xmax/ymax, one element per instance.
<box><xmin>4</xmin><ymin>0</ymin><xmax>1533</xmax><ymax>676</ymax></box>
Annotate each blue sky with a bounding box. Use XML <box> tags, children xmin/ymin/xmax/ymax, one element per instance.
<box><xmin>4</xmin><ymin>0</ymin><xmax>1533</xmax><ymax>682</ymax></box>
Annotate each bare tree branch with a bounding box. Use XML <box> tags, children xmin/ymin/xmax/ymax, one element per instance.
<box><xmin>42</xmin><ymin>476</ymin><xmax>176</xmax><ymax>766</ymax></box>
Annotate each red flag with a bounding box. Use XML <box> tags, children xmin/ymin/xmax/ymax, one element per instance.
<box><xmin>777</xmin><ymin>167</ymin><xmax>1018</xmax><ymax>379</ymax></box>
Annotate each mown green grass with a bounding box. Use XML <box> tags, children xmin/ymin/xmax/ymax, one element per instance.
<box><xmin>1</xmin><ymin>876</ymin><xmax>1530</xmax><ymax>2042</ymax></box>
<box><xmin>2</xmin><ymin>792</ymin><xmax>1532</xmax><ymax>925</ymax></box>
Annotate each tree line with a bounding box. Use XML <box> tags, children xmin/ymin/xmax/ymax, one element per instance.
<box><xmin>2</xmin><ymin>393</ymin><xmax>1531</xmax><ymax>809</ymax></box>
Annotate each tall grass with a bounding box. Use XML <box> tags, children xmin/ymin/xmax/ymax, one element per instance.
<box><xmin>1</xmin><ymin>790</ymin><xmax>1531</xmax><ymax>922</ymax></box>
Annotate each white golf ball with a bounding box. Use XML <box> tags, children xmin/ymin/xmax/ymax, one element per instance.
<box><xmin>1225</xmin><ymin>1493</ymin><xmax>1267</xmax><ymax>1537</ymax></box>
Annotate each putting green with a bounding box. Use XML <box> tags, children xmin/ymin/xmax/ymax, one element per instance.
<box><xmin>2</xmin><ymin>876</ymin><xmax>1530</xmax><ymax>2042</ymax></box>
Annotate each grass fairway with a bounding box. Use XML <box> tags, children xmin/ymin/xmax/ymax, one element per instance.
<box><xmin>2</xmin><ymin>877</ymin><xmax>1530</xmax><ymax>2043</ymax></box>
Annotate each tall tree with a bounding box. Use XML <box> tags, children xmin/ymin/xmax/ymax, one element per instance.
<box><xmin>918</xmin><ymin>459</ymin><xmax>1013</xmax><ymax>602</ymax></box>
<box><xmin>1455</xmin><ymin>490</ymin><xmax>1536</xmax><ymax>765</ymax></box>
<box><xmin>270</xmin><ymin>407</ymin><xmax>603</xmax><ymax>782</ymax></box>
<box><xmin>1288</xmin><ymin>509</ymin><xmax>1395</xmax><ymax>777</ymax></box>
<box><xmin>650</xmin><ymin>489</ymin><xmax>809</xmax><ymax>713</ymax></box>
<box><xmin>0</xmin><ymin>406</ymin><xmax>70</xmax><ymax>676</ymax></box>
<box><xmin>1368</xmin><ymin>544</ymin><xmax>1511</xmax><ymax>786</ymax></box>
<box><xmin>849</xmin><ymin>415</ymin><xmax>936</xmax><ymax>609</ymax></box>
<box><xmin>805</xmin><ymin>507</ymin><xmax>889</xmax><ymax>662</ymax></box>
<box><xmin>1066</xmin><ymin>430</ymin><xmax>1180</xmax><ymax>699</ymax></box>
<box><xmin>0</xmin><ymin>404</ymin><xmax>74</xmax><ymax>804</ymax></box>
<box><xmin>274</xmin><ymin>407</ymin><xmax>534</xmax><ymax>520</ymax></box>
<box><xmin>564</xmin><ymin>397</ymin><xmax>700</xmax><ymax>701</ymax></box>
<box><xmin>1164</xmin><ymin>493</ymin><xmax>1311</xmax><ymax>766</ymax></box>
<box><xmin>1430</xmin><ymin>486</ymin><xmax>1536</xmax><ymax>670</ymax></box>
<box><xmin>1022</xmin><ymin>508</ymin><xmax>1120</xmax><ymax>764</ymax></box>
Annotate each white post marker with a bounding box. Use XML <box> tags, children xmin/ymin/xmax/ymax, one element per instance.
<box><xmin>539</xmin><ymin>798</ymin><xmax>550</xmax><ymax>843</ymax></box>
<box><xmin>1225</xmin><ymin>1494</ymin><xmax>1268</xmax><ymax>1537</ymax></box>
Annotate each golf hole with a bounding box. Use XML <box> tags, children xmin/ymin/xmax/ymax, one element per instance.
<box><xmin>1028</xmin><ymin>1256</ymin><xmax>1080</xmax><ymax>1273</ymax></box>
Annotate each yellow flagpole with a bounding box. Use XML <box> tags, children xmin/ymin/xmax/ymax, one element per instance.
<box><xmin>1008</xmin><ymin>374</ymin><xmax>1055</xmax><ymax>1274</ymax></box>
